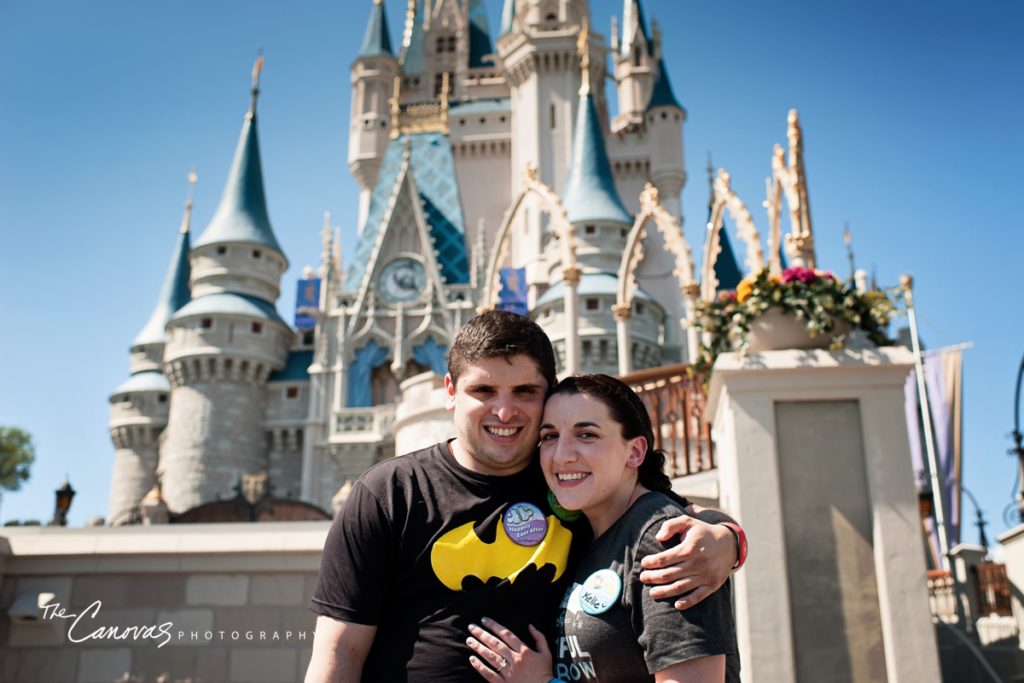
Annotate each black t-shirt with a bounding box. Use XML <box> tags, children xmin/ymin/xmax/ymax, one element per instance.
<box><xmin>553</xmin><ymin>491</ymin><xmax>740</xmax><ymax>682</ymax></box>
<box><xmin>310</xmin><ymin>441</ymin><xmax>585</xmax><ymax>681</ymax></box>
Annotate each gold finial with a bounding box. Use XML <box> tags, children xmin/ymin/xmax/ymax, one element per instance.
<box><xmin>249</xmin><ymin>51</ymin><xmax>265</xmax><ymax>116</ymax></box>
<box><xmin>373</xmin><ymin>0</ymin><xmax>382</xmax><ymax>5</ymax></box>
<box><xmin>180</xmin><ymin>168</ymin><xmax>198</xmax><ymax>233</ymax></box>
<box><xmin>390</xmin><ymin>76</ymin><xmax>401</xmax><ymax>138</ymax></box>
<box><xmin>440</xmin><ymin>71</ymin><xmax>450</xmax><ymax>119</ymax></box>
<box><xmin>577</xmin><ymin>17</ymin><xmax>591</xmax><ymax>95</ymax></box>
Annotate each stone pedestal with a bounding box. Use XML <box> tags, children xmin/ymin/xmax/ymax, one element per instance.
<box><xmin>997</xmin><ymin>524</ymin><xmax>1024</xmax><ymax>649</ymax></box>
<box><xmin>392</xmin><ymin>372</ymin><xmax>454</xmax><ymax>456</ymax></box>
<box><xmin>706</xmin><ymin>347</ymin><xmax>940</xmax><ymax>683</ymax></box>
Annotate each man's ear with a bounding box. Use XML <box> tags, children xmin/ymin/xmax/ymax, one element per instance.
<box><xmin>444</xmin><ymin>373</ymin><xmax>456</xmax><ymax>412</ymax></box>
<box><xmin>626</xmin><ymin>437</ymin><xmax>648</xmax><ymax>469</ymax></box>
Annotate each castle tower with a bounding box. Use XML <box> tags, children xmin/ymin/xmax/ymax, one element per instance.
<box><xmin>644</xmin><ymin>24</ymin><xmax>686</xmax><ymax>216</ymax></box>
<box><xmin>107</xmin><ymin>174</ymin><xmax>194</xmax><ymax>525</ymax></box>
<box><xmin>159</xmin><ymin>61</ymin><xmax>293</xmax><ymax>513</ymax></box>
<box><xmin>496</xmin><ymin>1</ymin><xmax>604</xmax><ymax>301</ymax></box>
<box><xmin>350</xmin><ymin>0</ymin><xmax>399</xmax><ymax>233</ymax></box>
<box><xmin>536</xmin><ymin>43</ymin><xmax>665</xmax><ymax>374</ymax></box>
<box><xmin>612</xmin><ymin>0</ymin><xmax>654</xmax><ymax>131</ymax></box>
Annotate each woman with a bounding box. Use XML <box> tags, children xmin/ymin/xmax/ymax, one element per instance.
<box><xmin>466</xmin><ymin>374</ymin><xmax>739</xmax><ymax>682</ymax></box>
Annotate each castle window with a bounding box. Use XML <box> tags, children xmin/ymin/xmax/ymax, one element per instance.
<box><xmin>253</xmin><ymin>249</ymin><xmax>261</xmax><ymax>259</ymax></box>
<box><xmin>217</xmin><ymin>246</ymin><xmax>227</xmax><ymax>255</ymax></box>
<box><xmin>434</xmin><ymin>72</ymin><xmax>453</xmax><ymax>97</ymax></box>
<box><xmin>621</xmin><ymin>228</ymin><xmax>628</xmax><ymax>238</ymax></box>
<box><xmin>584</xmin><ymin>224</ymin><xmax>596</xmax><ymax>235</ymax></box>
<box><xmin>201</xmin><ymin>318</ymin><xmax>212</xmax><ymax>329</ymax></box>
<box><xmin>159</xmin><ymin>394</ymin><xmax>167</xmax><ymax>403</ymax></box>
<box><xmin>286</xmin><ymin>387</ymin><xmax>299</xmax><ymax>399</ymax></box>
<box><xmin>549</xmin><ymin>103</ymin><xmax>556</xmax><ymax>129</ymax></box>
<box><xmin>586</xmin><ymin>298</ymin><xmax>599</xmax><ymax>311</ymax></box>
<box><xmin>302</xmin><ymin>330</ymin><xmax>314</xmax><ymax>345</ymax></box>
<box><xmin>252</xmin><ymin>322</ymin><xmax>263</xmax><ymax>334</ymax></box>
<box><xmin>636</xmin><ymin>303</ymin><xmax>645</xmax><ymax>315</ymax></box>
<box><xmin>634</xmin><ymin>46</ymin><xmax>642</xmax><ymax>67</ymax></box>
<box><xmin>447</xmin><ymin>35</ymin><xmax>456</xmax><ymax>52</ymax></box>
<box><xmin>661</xmin><ymin>112</ymin><xmax>668</xmax><ymax>120</ymax></box>
<box><xmin>500</xmin><ymin>116</ymin><xmax>507</xmax><ymax>123</ymax></box>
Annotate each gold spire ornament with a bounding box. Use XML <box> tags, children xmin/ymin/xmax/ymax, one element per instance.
<box><xmin>180</xmin><ymin>169</ymin><xmax>198</xmax><ymax>234</ymax></box>
<box><xmin>249</xmin><ymin>52</ymin><xmax>265</xmax><ymax>116</ymax></box>
<box><xmin>577</xmin><ymin>17</ymin><xmax>591</xmax><ymax>95</ymax></box>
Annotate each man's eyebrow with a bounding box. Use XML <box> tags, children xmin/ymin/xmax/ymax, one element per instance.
<box><xmin>513</xmin><ymin>383</ymin><xmax>545</xmax><ymax>392</ymax></box>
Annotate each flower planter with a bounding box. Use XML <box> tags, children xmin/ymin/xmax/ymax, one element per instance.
<box><xmin>745</xmin><ymin>307</ymin><xmax>851</xmax><ymax>352</ymax></box>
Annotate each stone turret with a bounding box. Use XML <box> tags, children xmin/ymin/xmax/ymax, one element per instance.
<box><xmin>159</xmin><ymin>62</ymin><xmax>292</xmax><ymax>514</ymax></box>
<box><xmin>350</xmin><ymin>0</ymin><xmax>399</xmax><ymax>232</ymax></box>
<box><xmin>538</xmin><ymin>48</ymin><xmax>665</xmax><ymax>374</ymax></box>
<box><xmin>497</xmin><ymin>2</ymin><xmax>604</xmax><ymax>302</ymax></box>
<box><xmin>107</xmin><ymin>175</ymin><xmax>194</xmax><ymax>525</ymax></box>
<box><xmin>644</xmin><ymin>24</ymin><xmax>686</xmax><ymax>216</ymax></box>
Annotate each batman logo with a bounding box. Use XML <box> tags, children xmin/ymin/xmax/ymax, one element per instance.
<box><xmin>430</xmin><ymin>515</ymin><xmax>572</xmax><ymax>591</ymax></box>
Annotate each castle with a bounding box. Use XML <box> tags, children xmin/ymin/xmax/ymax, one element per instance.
<box><xmin>107</xmin><ymin>0</ymin><xmax>726</xmax><ymax>524</ymax></box>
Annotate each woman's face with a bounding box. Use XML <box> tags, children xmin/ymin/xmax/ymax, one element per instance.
<box><xmin>539</xmin><ymin>392</ymin><xmax>645</xmax><ymax>528</ymax></box>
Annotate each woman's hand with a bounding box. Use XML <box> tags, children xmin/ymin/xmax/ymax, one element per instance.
<box><xmin>466</xmin><ymin>617</ymin><xmax>553</xmax><ymax>683</ymax></box>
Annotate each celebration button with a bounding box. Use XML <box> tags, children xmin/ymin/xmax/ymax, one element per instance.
<box><xmin>578</xmin><ymin>569</ymin><xmax>621</xmax><ymax>615</ymax></box>
<box><xmin>503</xmin><ymin>502</ymin><xmax>548</xmax><ymax>546</ymax></box>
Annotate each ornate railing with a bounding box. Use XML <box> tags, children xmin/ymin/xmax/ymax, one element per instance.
<box><xmin>330</xmin><ymin>406</ymin><xmax>396</xmax><ymax>444</ymax></box>
<box><xmin>927</xmin><ymin>569</ymin><xmax>957</xmax><ymax>622</ymax></box>
<box><xmin>976</xmin><ymin>562</ymin><xmax>1013</xmax><ymax>617</ymax></box>
<box><xmin>619</xmin><ymin>363</ymin><xmax>714</xmax><ymax>478</ymax></box>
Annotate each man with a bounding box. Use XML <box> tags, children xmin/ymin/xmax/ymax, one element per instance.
<box><xmin>306</xmin><ymin>312</ymin><xmax>739</xmax><ymax>681</ymax></box>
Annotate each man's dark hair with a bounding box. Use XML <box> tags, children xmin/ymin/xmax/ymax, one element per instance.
<box><xmin>548</xmin><ymin>374</ymin><xmax>672</xmax><ymax>493</ymax></box>
<box><xmin>448</xmin><ymin>310</ymin><xmax>557</xmax><ymax>390</ymax></box>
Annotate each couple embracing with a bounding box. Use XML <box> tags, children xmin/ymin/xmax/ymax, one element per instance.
<box><xmin>307</xmin><ymin>311</ymin><xmax>741</xmax><ymax>682</ymax></box>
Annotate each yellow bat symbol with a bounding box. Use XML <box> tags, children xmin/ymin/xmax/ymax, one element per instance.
<box><xmin>430</xmin><ymin>515</ymin><xmax>572</xmax><ymax>591</ymax></box>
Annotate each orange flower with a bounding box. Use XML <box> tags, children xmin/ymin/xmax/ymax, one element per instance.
<box><xmin>736</xmin><ymin>277</ymin><xmax>755</xmax><ymax>303</ymax></box>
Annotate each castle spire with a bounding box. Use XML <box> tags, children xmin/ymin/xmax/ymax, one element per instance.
<box><xmin>359</xmin><ymin>0</ymin><xmax>394</xmax><ymax>58</ymax></box>
<box><xmin>133</xmin><ymin>172</ymin><xmax>195</xmax><ymax>347</ymax></box>
<box><xmin>400</xmin><ymin>0</ymin><xmax>425</xmax><ymax>74</ymax></box>
<box><xmin>194</xmin><ymin>57</ymin><xmax>282</xmax><ymax>252</ymax></box>
<box><xmin>562</xmin><ymin>22</ymin><xmax>631</xmax><ymax>225</ymax></box>
<box><xmin>646</xmin><ymin>23</ymin><xmax>683</xmax><ymax>112</ymax></box>
<box><xmin>620</xmin><ymin>0</ymin><xmax>652</xmax><ymax>59</ymax></box>
<box><xmin>499</xmin><ymin>0</ymin><xmax>516</xmax><ymax>36</ymax></box>
<box><xmin>467</xmin><ymin>0</ymin><xmax>493</xmax><ymax>68</ymax></box>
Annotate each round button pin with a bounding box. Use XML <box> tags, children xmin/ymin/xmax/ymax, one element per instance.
<box><xmin>578</xmin><ymin>568</ymin><xmax>621</xmax><ymax>615</ymax></box>
<box><xmin>503</xmin><ymin>502</ymin><xmax>548</xmax><ymax>546</ymax></box>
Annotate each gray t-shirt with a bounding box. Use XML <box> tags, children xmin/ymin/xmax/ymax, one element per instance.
<box><xmin>553</xmin><ymin>491</ymin><xmax>740</xmax><ymax>682</ymax></box>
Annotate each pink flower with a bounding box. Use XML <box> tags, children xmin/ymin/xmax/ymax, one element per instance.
<box><xmin>781</xmin><ymin>266</ymin><xmax>818</xmax><ymax>284</ymax></box>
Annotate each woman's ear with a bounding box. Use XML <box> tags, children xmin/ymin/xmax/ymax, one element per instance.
<box><xmin>626</xmin><ymin>436</ymin><xmax>647</xmax><ymax>468</ymax></box>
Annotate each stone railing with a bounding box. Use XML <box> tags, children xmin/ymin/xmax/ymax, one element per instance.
<box><xmin>619</xmin><ymin>363</ymin><xmax>714</xmax><ymax>478</ymax></box>
<box><xmin>330</xmin><ymin>406</ymin><xmax>396</xmax><ymax>444</ymax></box>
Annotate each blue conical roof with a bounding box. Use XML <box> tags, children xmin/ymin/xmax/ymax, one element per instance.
<box><xmin>562</xmin><ymin>93</ymin><xmax>632</xmax><ymax>225</ymax></box>
<box><xmin>714</xmin><ymin>221</ymin><xmax>743</xmax><ymax>292</ymax></box>
<box><xmin>500</xmin><ymin>0</ymin><xmax>515</xmax><ymax>35</ymax></box>
<box><xmin>400</xmin><ymin>1</ymin><xmax>425</xmax><ymax>74</ymax></box>
<box><xmin>467</xmin><ymin>0</ymin><xmax>493</xmax><ymax>68</ymax></box>
<box><xmin>359</xmin><ymin>0</ymin><xmax>394</xmax><ymax>58</ymax></box>
<box><xmin>194</xmin><ymin>101</ymin><xmax>282</xmax><ymax>253</ymax></box>
<box><xmin>647</xmin><ymin>58</ymin><xmax>683</xmax><ymax>111</ymax></box>
<box><xmin>133</xmin><ymin>226</ymin><xmax>192</xmax><ymax>346</ymax></box>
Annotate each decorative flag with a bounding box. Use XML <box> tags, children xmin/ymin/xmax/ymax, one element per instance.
<box><xmin>904</xmin><ymin>347</ymin><xmax>964</xmax><ymax>568</ymax></box>
<box><xmin>295</xmin><ymin>278</ymin><xmax>321</xmax><ymax>331</ymax></box>
<box><xmin>497</xmin><ymin>267</ymin><xmax>528</xmax><ymax>316</ymax></box>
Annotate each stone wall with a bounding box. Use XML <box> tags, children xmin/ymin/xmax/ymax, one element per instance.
<box><xmin>0</xmin><ymin>522</ymin><xmax>327</xmax><ymax>683</ymax></box>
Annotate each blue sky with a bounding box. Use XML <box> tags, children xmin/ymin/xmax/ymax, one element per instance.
<box><xmin>0</xmin><ymin>0</ymin><xmax>1021</xmax><ymax>541</ymax></box>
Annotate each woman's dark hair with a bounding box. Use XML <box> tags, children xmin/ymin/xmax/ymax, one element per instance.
<box><xmin>549</xmin><ymin>374</ymin><xmax>672</xmax><ymax>493</ymax></box>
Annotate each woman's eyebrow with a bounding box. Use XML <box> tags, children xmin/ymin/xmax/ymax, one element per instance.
<box><xmin>572</xmin><ymin>421</ymin><xmax>600</xmax><ymax>429</ymax></box>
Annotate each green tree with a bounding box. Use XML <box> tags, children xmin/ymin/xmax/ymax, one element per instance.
<box><xmin>0</xmin><ymin>427</ymin><xmax>35</xmax><ymax>514</ymax></box>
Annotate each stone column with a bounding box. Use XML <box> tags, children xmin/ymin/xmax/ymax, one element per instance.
<box><xmin>706</xmin><ymin>347</ymin><xmax>941</xmax><ymax>683</ymax></box>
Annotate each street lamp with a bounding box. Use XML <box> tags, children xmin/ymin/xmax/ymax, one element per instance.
<box><xmin>1012</xmin><ymin>352</ymin><xmax>1024</xmax><ymax>522</ymax></box>
<box><xmin>50</xmin><ymin>480</ymin><xmax>75</xmax><ymax>527</ymax></box>
<box><xmin>961</xmin><ymin>485</ymin><xmax>990</xmax><ymax>554</ymax></box>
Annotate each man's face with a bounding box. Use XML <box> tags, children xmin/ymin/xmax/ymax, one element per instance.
<box><xmin>444</xmin><ymin>354</ymin><xmax>548</xmax><ymax>477</ymax></box>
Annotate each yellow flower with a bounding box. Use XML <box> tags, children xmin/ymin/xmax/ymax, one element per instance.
<box><xmin>736</xmin><ymin>276</ymin><xmax>755</xmax><ymax>303</ymax></box>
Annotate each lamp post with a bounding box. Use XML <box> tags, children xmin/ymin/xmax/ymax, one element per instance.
<box><xmin>960</xmin><ymin>485</ymin><xmax>990</xmax><ymax>554</ymax></box>
<box><xmin>50</xmin><ymin>480</ymin><xmax>75</xmax><ymax>527</ymax></box>
<box><xmin>1013</xmin><ymin>352</ymin><xmax>1024</xmax><ymax>522</ymax></box>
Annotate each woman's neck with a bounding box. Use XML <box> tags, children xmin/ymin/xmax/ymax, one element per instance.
<box><xmin>586</xmin><ymin>482</ymin><xmax>650</xmax><ymax>538</ymax></box>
